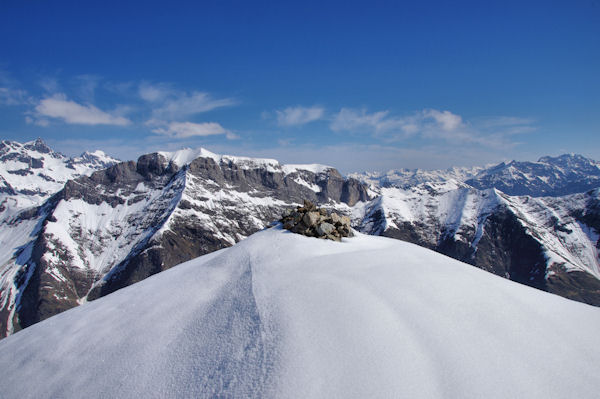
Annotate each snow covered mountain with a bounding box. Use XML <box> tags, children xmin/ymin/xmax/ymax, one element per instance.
<box><xmin>352</xmin><ymin>153</ymin><xmax>600</xmax><ymax>197</ymax></box>
<box><xmin>349</xmin><ymin>165</ymin><xmax>483</xmax><ymax>190</ymax></box>
<box><xmin>0</xmin><ymin>139</ymin><xmax>119</xmax><ymax>336</ymax></box>
<box><xmin>465</xmin><ymin>154</ymin><xmax>600</xmax><ymax>196</ymax></box>
<box><xmin>1</xmin><ymin>227</ymin><xmax>599</xmax><ymax>398</ymax></box>
<box><xmin>355</xmin><ymin>181</ymin><xmax>600</xmax><ymax>306</ymax></box>
<box><xmin>0</xmin><ymin>146</ymin><xmax>368</xmax><ymax>337</ymax></box>
<box><xmin>0</xmin><ymin>138</ymin><xmax>117</xmax><ymax>206</ymax></box>
<box><xmin>1</xmin><ymin>142</ymin><xmax>600</xmax><ymax>339</ymax></box>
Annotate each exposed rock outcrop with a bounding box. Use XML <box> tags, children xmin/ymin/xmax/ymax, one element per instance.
<box><xmin>280</xmin><ymin>200</ymin><xmax>353</xmax><ymax>241</ymax></box>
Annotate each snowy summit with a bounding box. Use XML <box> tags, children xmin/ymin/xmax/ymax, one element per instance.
<box><xmin>0</xmin><ymin>227</ymin><xmax>599</xmax><ymax>398</ymax></box>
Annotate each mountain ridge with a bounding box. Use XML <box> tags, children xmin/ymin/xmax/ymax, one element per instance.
<box><xmin>0</xmin><ymin>140</ymin><xmax>599</xmax><ymax>338</ymax></box>
<box><xmin>0</xmin><ymin>143</ymin><xmax>370</xmax><ymax>336</ymax></box>
<box><xmin>351</xmin><ymin>153</ymin><xmax>600</xmax><ymax>197</ymax></box>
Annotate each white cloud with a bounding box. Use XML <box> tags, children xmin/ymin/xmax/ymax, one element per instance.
<box><xmin>154</xmin><ymin>92</ymin><xmax>235</xmax><ymax>120</ymax></box>
<box><xmin>138</xmin><ymin>82</ymin><xmax>173</xmax><ymax>102</ymax></box>
<box><xmin>330</xmin><ymin>108</ymin><xmax>421</xmax><ymax>138</ymax></box>
<box><xmin>34</xmin><ymin>94</ymin><xmax>131</xmax><ymax>126</ymax></box>
<box><xmin>275</xmin><ymin>106</ymin><xmax>325</xmax><ymax>126</ymax></box>
<box><xmin>330</xmin><ymin>108</ymin><xmax>388</xmax><ymax>131</ymax></box>
<box><xmin>422</xmin><ymin>109</ymin><xmax>463</xmax><ymax>131</ymax></box>
<box><xmin>149</xmin><ymin>120</ymin><xmax>235</xmax><ymax>139</ymax></box>
<box><xmin>331</xmin><ymin>108</ymin><xmax>464</xmax><ymax>135</ymax></box>
<box><xmin>139</xmin><ymin>82</ymin><xmax>236</xmax><ymax>120</ymax></box>
<box><xmin>39</xmin><ymin>77</ymin><xmax>60</xmax><ymax>93</ymax></box>
<box><xmin>329</xmin><ymin>107</ymin><xmax>536</xmax><ymax>149</ymax></box>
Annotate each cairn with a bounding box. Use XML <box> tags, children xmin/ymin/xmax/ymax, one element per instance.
<box><xmin>280</xmin><ymin>200</ymin><xmax>353</xmax><ymax>241</ymax></box>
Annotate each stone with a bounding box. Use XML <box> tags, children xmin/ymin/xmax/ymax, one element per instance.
<box><xmin>326</xmin><ymin>233</ymin><xmax>340</xmax><ymax>242</ymax></box>
<box><xmin>316</xmin><ymin>222</ymin><xmax>335</xmax><ymax>236</ymax></box>
<box><xmin>292</xmin><ymin>211</ymin><xmax>303</xmax><ymax>223</ymax></box>
<box><xmin>279</xmin><ymin>200</ymin><xmax>353</xmax><ymax>241</ymax></box>
<box><xmin>283</xmin><ymin>219</ymin><xmax>295</xmax><ymax>230</ymax></box>
<box><xmin>331</xmin><ymin>213</ymin><xmax>341</xmax><ymax>225</ymax></box>
<box><xmin>303</xmin><ymin>211</ymin><xmax>320</xmax><ymax>226</ymax></box>
<box><xmin>303</xmin><ymin>199</ymin><xmax>316</xmax><ymax>211</ymax></box>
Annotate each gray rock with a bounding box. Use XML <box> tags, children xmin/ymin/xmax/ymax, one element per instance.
<box><xmin>331</xmin><ymin>213</ymin><xmax>341</xmax><ymax>225</ymax></box>
<box><xmin>317</xmin><ymin>222</ymin><xmax>335</xmax><ymax>236</ymax></box>
<box><xmin>280</xmin><ymin>201</ymin><xmax>353</xmax><ymax>241</ymax></box>
<box><xmin>303</xmin><ymin>211</ymin><xmax>320</xmax><ymax>226</ymax></box>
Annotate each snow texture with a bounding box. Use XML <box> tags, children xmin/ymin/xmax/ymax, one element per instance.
<box><xmin>1</xmin><ymin>227</ymin><xmax>599</xmax><ymax>398</ymax></box>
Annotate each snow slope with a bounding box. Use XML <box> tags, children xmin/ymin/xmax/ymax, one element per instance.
<box><xmin>1</xmin><ymin>227</ymin><xmax>599</xmax><ymax>399</ymax></box>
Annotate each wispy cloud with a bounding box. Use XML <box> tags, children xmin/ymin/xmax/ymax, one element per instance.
<box><xmin>75</xmin><ymin>74</ymin><xmax>102</xmax><ymax>101</ymax></box>
<box><xmin>275</xmin><ymin>105</ymin><xmax>325</xmax><ymax>126</ymax></box>
<box><xmin>330</xmin><ymin>108</ymin><xmax>426</xmax><ymax>137</ymax></box>
<box><xmin>0</xmin><ymin>69</ymin><xmax>31</xmax><ymax>105</ymax></box>
<box><xmin>0</xmin><ymin>87</ymin><xmax>30</xmax><ymax>106</ymax></box>
<box><xmin>422</xmin><ymin>109</ymin><xmax>463</xmax><ymax>131</ymax></box>
<box><xmin>330</xmin><ymin>107</ymin><xmax>534</xmax><ymax>149</ymax></box>
<box><xmin>139</xmin><ymin>82</ymin><xmax>236</xmax><ymax>120</ymax></box>
<box><xmin>138</xmin><ymin>81</ymin><xmax>173</xmax><ymax>102</ymax></box>
<box><xmin>32</xmin><ymin>94</ymin><xmax>131</xmax><ymax>126</ymax></box>
<box><xmin>148</xmin><ymin>120</ymin><xmax>237</xmax><ymax>139</ymax></box>
<box><xmin>39</xmin><ymin>76</ymin><xmax>60</xmax><ymax>93</ymax></box>
<box><xmin>472</xmin><ymin>116</ymin><xmax>537</xmax><ymax>135</ymax></box>
<box><xmin>154</xmin><ymin>92</ymin><xmax>235</xmax><ymax>120</ymax></box>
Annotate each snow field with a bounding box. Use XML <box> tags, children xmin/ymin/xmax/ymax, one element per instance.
<box><xmin>1</xmin><ymin>228</ymin><xmax>599</xmax><ymax>398</ymax></box>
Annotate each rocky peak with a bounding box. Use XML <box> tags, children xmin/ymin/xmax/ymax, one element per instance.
<box><xmin>136</xmin><ymin>153</ymin><xmax>180</xmax><ymax>178</ymax></box>
<box><xmin>69</xmin><ymin>150</ymin><xmax>120</xmax><ymax>170</ymax></box>
<box><xmin>280</xmin><ymin>199</ymin><xmax>353</xmax><ymax>241</ymax></box>
<box><xmin>23</xmin><ymin>138</ymin><xmax>52</xmax><ymax>154</ymax></box>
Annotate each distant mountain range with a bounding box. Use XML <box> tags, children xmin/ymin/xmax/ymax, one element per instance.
<box><xmin>350</xmin><ymin>153</ymin><xmax>600</xmax><ymax>197</ymax></box>
<box><xmin>0</xmin><ymin>139</ymin><xmax>599</xmax><ymax>338</ymax></box>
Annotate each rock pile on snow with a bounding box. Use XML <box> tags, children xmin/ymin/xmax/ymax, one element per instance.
<box><xmin>280</xmin><ymin>200</ymin><xmax>353</xmax><ymax>241</ymax></box>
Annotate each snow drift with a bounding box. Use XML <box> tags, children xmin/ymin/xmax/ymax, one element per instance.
<box><xmin>0</xmin><ymin>227</ymin><xmax>599</xmax><ymax>398</ymax></box>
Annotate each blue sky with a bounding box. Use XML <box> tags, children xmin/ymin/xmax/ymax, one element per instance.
<box><xmin>1</xmin><ymin>0</ymin><xmax>599</xmax><ymax>173</ymax></box>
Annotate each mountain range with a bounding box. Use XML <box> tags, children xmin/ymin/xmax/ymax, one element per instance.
<box><xmin>1</xmin><ymin>139</ymin><xmax>599</xmax><ymax>338</ymax></box>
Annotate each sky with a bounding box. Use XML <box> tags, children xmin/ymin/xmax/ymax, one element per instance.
<box><xmin>1</xmin><ymin>0</ymin><xmax>599</xmax><ymax>173</ymax></box>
